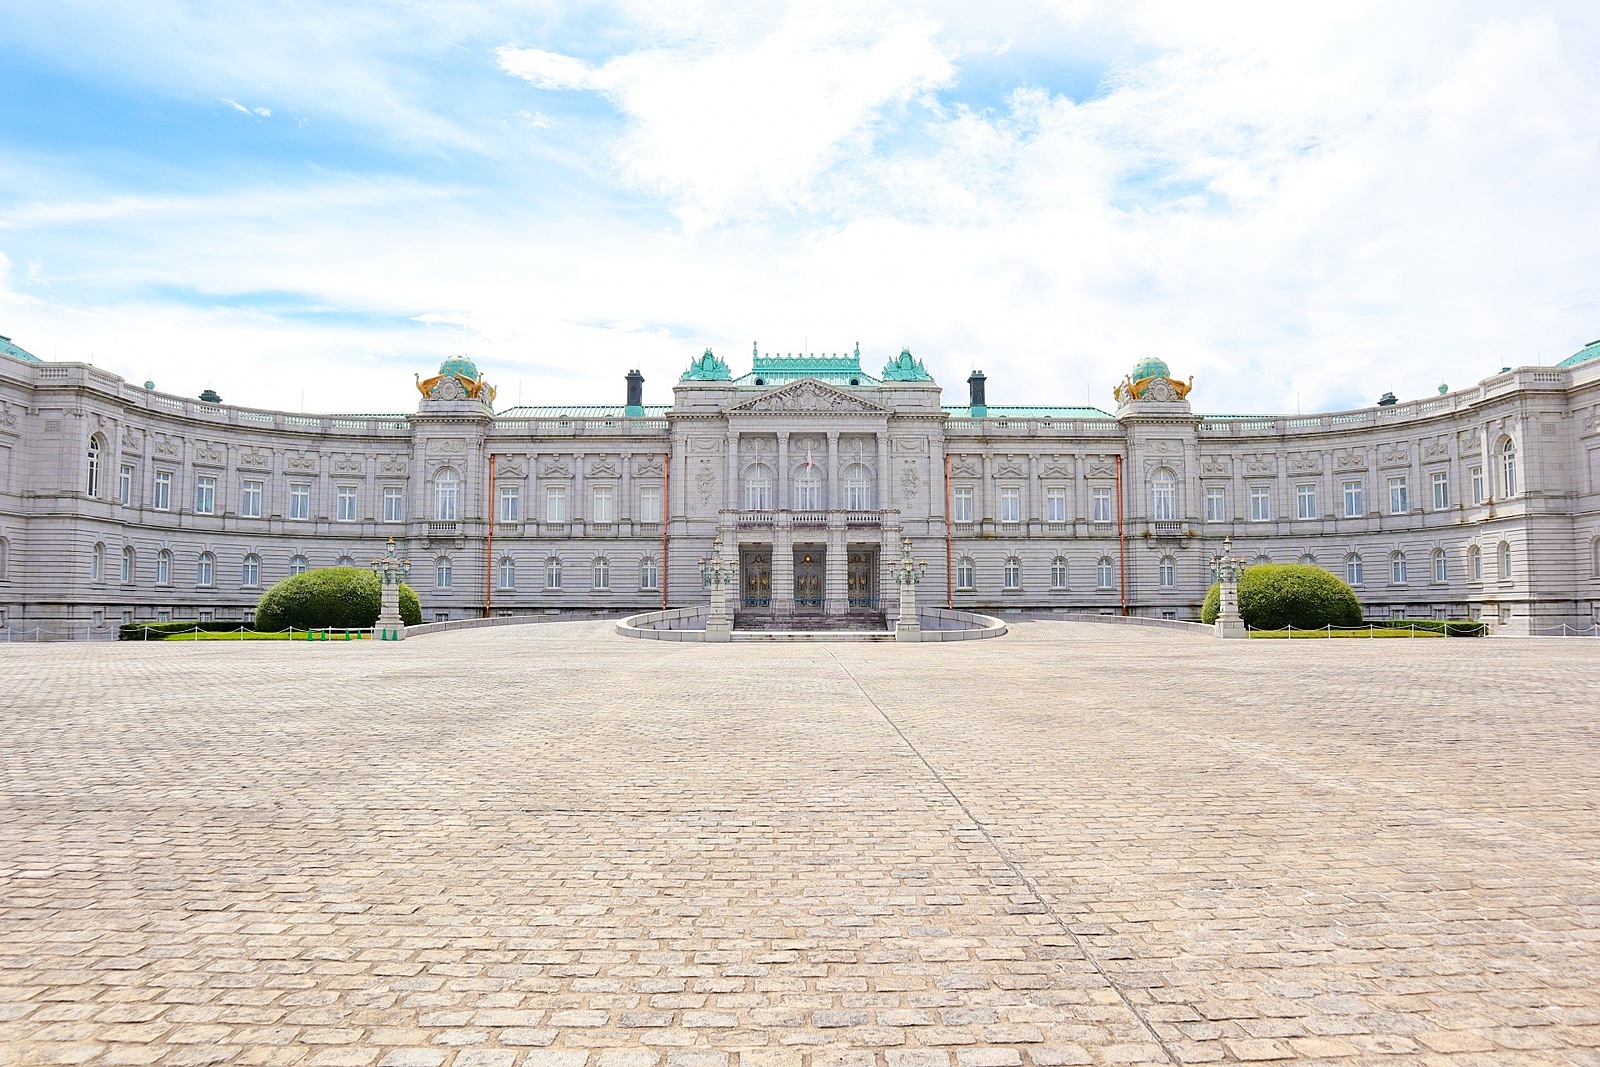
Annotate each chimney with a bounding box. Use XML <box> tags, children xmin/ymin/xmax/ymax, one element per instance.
<box><xmin>967</xmin><ymin>369</ymin><xmax>987</xmax><ymax>417</ymax></box>
<box><xmin>625</xmin><ymin>369</ymin><xmax>645</xmax><ymax>417</ymax></box>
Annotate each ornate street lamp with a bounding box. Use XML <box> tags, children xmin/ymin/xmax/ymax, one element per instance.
<box><xmin>893</xmin><ymin>534</ymin><xmax>927</xmax><ymax>641</ymax></box>
<box><xmin>371</xmin><ymin>537</ymin><xmax>412</xmax><ymax>641</ymax></box>
<box><xmin>1209</xmin><ymin>536</ymin><xmax>1248</xmax><ymax>639</ymax></box>
<box><xmin>698</xmin><ymin>536</ymin><xmax>737</xmax><ymax>640</ymax></box>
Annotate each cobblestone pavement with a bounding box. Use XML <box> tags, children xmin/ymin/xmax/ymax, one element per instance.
<box><xmin>2</xmin><ymin>621</ymin><xmax>1598</xmax><ymax>1067</ymax></box>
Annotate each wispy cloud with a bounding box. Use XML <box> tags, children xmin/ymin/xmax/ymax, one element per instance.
<box><xmin>220</xmin><ymin>97</ymin><xmax>272</xmax><ymax>118</ymax></box>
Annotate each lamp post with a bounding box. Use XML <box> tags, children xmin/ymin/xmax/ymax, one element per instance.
<box><xmin>698</xmin><ymin>536</ymin><xmax>738</xmax><ymax>642</ymax></box>
<box><xmin>1210</xmin><ymin>536</ymin><xmax>1248</xmax><ymax>639</ymax></box>
<box><xmin>371</xmin><ymin>537</ymin><xmax>412</xmax><ymax>641</ymax></box>
<box><xmin>892</xmin><ymin>534</ymin><xmax>927</xmax><ymax>642</ymax></box>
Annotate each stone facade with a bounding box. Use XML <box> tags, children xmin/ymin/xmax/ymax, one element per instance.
<box><xmin>3</xmin><ymin>339</ymin><xmax>1599</xmax><ymax>636</ymax></box>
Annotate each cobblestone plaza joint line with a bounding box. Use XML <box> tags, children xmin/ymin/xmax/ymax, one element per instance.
<box><xmin>2</xmin><ymin>621</ymin><xmax>1598</xmax><ymax>1066</ymax></box>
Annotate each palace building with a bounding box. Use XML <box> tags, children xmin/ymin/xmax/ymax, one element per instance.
<box><xmin>2</xmin><ymin>333</ymin><xmax>1599</xmax><ymax>636</ymax></box>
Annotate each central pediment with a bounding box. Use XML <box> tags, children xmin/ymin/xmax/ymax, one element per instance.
<box><xmin>726</xmin><ymin>379</ymin><xmax>889</xmax><ymax>416</ymax></box>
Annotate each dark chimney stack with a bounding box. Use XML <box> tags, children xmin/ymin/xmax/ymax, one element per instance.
<box><xmin>967</xmin><ymin>369</ymin><xmax>988</xmax><ymax>417</ymax></box>
<box><xmin>625</xmin><ymin>369</ymin><xmax>645</xmax><ymax>416</ymax></box>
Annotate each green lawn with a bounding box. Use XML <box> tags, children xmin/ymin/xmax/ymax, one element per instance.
<box><xmin>1250</xmin><ymin>627</ymin><xmax>1444</xmax><ymax>639</ymax></box>
<box><xmin>157</xmin><ymin>630</ymin><xmax>371</xmax><ymax>641</ymax></box>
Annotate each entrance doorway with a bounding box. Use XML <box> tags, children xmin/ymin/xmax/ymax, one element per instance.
<box><xmin>740</xmin><ymin>548</ymin><xmax>771</xmax><ymax>610</ymax></box>
<box><xmin>847</xmin><ymin>548</ymin><xmax>879</xmax><ymax>612</ymax></box>
<box><xmin>794</xmin><ymin>546</ymin><xmax>825</xmax><ymax>611</ymax></box>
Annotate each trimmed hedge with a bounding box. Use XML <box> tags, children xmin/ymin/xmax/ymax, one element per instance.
<box><xmin>1202</xmin><ymin>564</ymin><xmax>1363</xmax><ymax>630</ymax></box>
<box><xmin>1365</xmin><ymin>618</ymin><xmax>1487</xmax><ymax>637</ymax></box>
<box><xmin>119</xmin><ymin>620</ymin><xmax>252</xmax><ymax>640</ymax></box>
<box><xmin>255</xmin><ymin>567</ymin><xmax>422</xmax><ymax>631</ymax></box>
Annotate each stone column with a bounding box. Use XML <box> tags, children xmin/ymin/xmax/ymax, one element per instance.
<box><xmin>777</xmin><ymin>431</ymin><xmax>790</xmax><ymax>511</ymax></box>
<box><xmin>876</xmin><ymin>433</ymin><xmax>890</xmax><ymax>512</ymax></box>
<box><xmin>825</xmin><ymin>513</ymin><xmax>848</xmax><ymax>616</ymax></box>
<box><xmin>772</xmin><ymin>518</ymin><xmax>795</xmax><ymax>615</ymax></box>
<box><xmin>826</xmin><ymin>432</ymin><xmax>840</xmax><ymax>511</ymax></box>
<box><xmin>725</xmin><ymin>432</ymin><xmax>739</xmax><ymax>511</ymax></box>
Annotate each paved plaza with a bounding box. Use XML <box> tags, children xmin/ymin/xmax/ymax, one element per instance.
<box><xmin>2</xmin><ymin>621</ymin><xmax>1598</xmax><ymax>1067</ymax></box>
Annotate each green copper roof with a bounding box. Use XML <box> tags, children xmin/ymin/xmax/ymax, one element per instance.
<box><xmin>734</xmin><ymin>346</ymin><xmax>881</xmax><ymax>387</ymax></box>
<box><xmin>944</xmin><ymin>405</ymin><xmax>1115</xmax><ymax>419</ymax></box>
<box><xmin>680</xmin><ymin>349</ymin><xmax>732</xmax><ymax>381</ymax></box>
<box><xmin>1131</xmin><ymin>355</ymin><xmax>1170</xmax><ymax>380</ymax></box>
<box><xmin>882</xmin><ymin>348</ymin><xmax>934</xmax><ymax>382</ymax></box>
<box><xmin>1557</xmin><ymin>339</ymin><xmax>1600</xmax><ymax>368</ymax></box>
<box><xmin>0</xmin><ymin>335</ymin><xmax>43</xmax><ymax>364</ymax></box>
<box><xmin>439</xmin><ymin>355</ymin><xmax>479</xmax><ymax>379</ymax></box>
<box><xmin>497</xmin><ymin>405</ymin><xmax>670</xmax><ymax>418</ymax></box>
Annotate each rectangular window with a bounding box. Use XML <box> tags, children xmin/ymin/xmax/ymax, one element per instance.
<box><xmin>1346</xmin><ymin>557</ymin><xmax>1364</xmax><ymax>585</ymax></box>
<box><xmin>639</xmin><ymin>485</ymin><xmax>662</xmax><ymax>524</ymax></box>
<box><xmin>1044</xmin><ymin>487</ymin><xmax>1067</xmax><ymax>524</ymax></box>
<box><xmin>289</xmin><ymin>483</ymin><xmax>310</xmax><ymax>521</ymax></box>
<box><xmin>1204</xmin><ymin>486</ymin><xmax>1225</xmax><ymax>523</ymax></box>
<box><xmin>383</xmin><ymin>486</ymin><xmax>405</xmax><ymax>523</ymax></box>
<box><xmin>592</xmin><ymin>485</ymin><xmax>616</xmax><ymax>524</ymax></box>
<box><xmin>546</xmin><ymin>485</ymin><xmax>568</xmax><ymax>523</ymax></box>
<box><xmin>1431</xmin><ymin>471</ymin><xmax>1449</xmax><ymax>511</ymax></box>
<box><xmin>153</xmin><ymin>470</ymin><xmax>172</xmax><ymax>511</ymax></box>
<box><xmin>1388</xmin><ymin>475</ymin><xmax>1409</xmax><ymax>515</ymax></box>
<box><xmin>952</xmin><ymin>487</ymin><xmax>974</xmax><ymax>523</ymax></box>
<box><xmin>118</xmin><ymin>464</ymin><xmax>133</xmax><ymax>506</ymax></box>
<box><xmin>1470</xmin><ymin>465</ymin><xmax>1484</xmax><ymax>505</ymax></box>
<box><xmin>999</xmin><ymin>487</ymin><xmax>1020</xmax><ymax>524</ymax></box>
<box><xmin>194</xmin><ymin>476</ymin><xmax>216</xmax><ymax>515</ymax></box>
<box><xmin>1249</xmin><ymin>486</ymin><xmax>1271</xmax><ymax>522</ymax></box>
<box><xmin>336</xmin><ymin>485</ymin><xmax>358</xmax><ymax>522</ymax></box>
<box><xmin>198</xmin><ymin>609</ymin><xmax>213</xmax><ymax>623</ymax></box>
<box><xmin>498</xmin><ymin>484</ymin><xmax>521</xmax><ymax>522</ymax></box>
<box><xmin>1342</xmin><ymin>480</ymin><xmax>1363</xmax><ymax>518</ymax></box>
<box><xmin>1091</xmin><ymin>487</ymin><xmax>1112</xmax><ymax>524</ymax></box>
<box><xmin>1295</xmin><ymin>484</ymin><xmax>1317</xmax><ymax>520</ymax></box>
<box><xmin>241</xmin><ymin>480</ymin><xmax>263</xmax><ymax>518</ymax></box>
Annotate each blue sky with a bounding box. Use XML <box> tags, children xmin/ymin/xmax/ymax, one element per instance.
<box><xmin>2</xmin><ymin>1</ymin><xmax>1598</xmax><ymax>416</ymax></box>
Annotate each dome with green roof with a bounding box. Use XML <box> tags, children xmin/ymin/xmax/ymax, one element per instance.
<box><xmin>1131</xmin><ymin>356</ymin><xmax>1170</xmax><ymax>381</ymax></box>
<box><xmin>439</xmin><ymin>355</ymin><xmax>479</xmax><ymax>380</ymax></box>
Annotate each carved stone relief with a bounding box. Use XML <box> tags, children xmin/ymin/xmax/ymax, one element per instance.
<box><xmin>378</xmin><ymin>454</ymin><xmax>411</xmax><ymax>475</ymax></box>
<box><xmin>1378</xmin><ymin>444</ymin><xmax>1409</xmax><ymax>466</ymax></box>
<box><xmin>949</xmin><ymin>456</ymin><xmax>980</xmax><ymax>477</ymax></box>
<box><xmin>694</xmin><ymin>459</ymin><xmax>716</xmax><ymax>505</ymax></box>
<box><xmin>900</xmin><ymin>461</ymin><xmax>921</xmax><ymax>498</ymax></box>
<box><xmin>730</xmin><ymin>380</ymin><xmax>887</xmax><ymax>414</ymax></box>
<box><xmin>238</xmin><ymin>447</ymin><xmax>271</xmax><ymax>470</ymax></box>
<box><xmin>540</xmin><ymin>458</ymin><xmax>572</xmax><ymax>478</ymax></box>
<box><xmin>193</xmin><ymin>441</ymin><xmax>225</xmax><ymax>467</ymax></box>
<box><xmin>154</xmin><ymin>435</ymin><xmax>180</xmax><ymax>459</ymax></box>
<box><xmin>1288</xmin><ymin>453</ymin><xmax>1322</xmax><ymax>474</ymax></box>
<box><xmin>634</xmin><ymin>455</ymin><xmax>664</xmax><ymax>477</ymax></box>
<box><xmin>285</xmin><ymin>451</ymin><xmax>318</xmax><ymax>473</ymax></box>
<box><xmin>332</xmin><ymin>453</ymin><xmax>365</xmax><ymax>474</ymax></box>
<box><xmin>1334</xmin><ymin>448</ymin><xmax>1366</xmax><ymax>471</ymax></box>
<box><xmin>1243</xmin><ymin>454</ymin><xmax>1275</xmax><ymax>475</ymax></box>
<box><xmin>588</xmin><ymin>458</ymin><xmax>619</xmax><ymax>478</ymax></box>
<box><xmin>496</xmin><ymin>457</ymin><xmax>527</xmax><ymax>478</ymax></box>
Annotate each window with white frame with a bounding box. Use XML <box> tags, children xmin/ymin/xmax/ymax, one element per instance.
<box><xmin>498</xmin><ymin>483</ymin><xmax>521</xmax><ymax>522</ymax></box>
<box><xmin>1050</xmin><ymin>557</ymin><xmax>1068</xmax><ymax>589</ymax></box>
<box><xmin>1002</xmin><ymin>557</ymin><xmax>1021</xmax><ymax>590</ymax></box>
<box><xmin>435</xmin><ymin>556</ymin><xmax>453</xmax><ymax>588</ymax></box>
<box><xmin>593</xmin><ymin>557</ymin><xmax>610</xmax><ymax>590</ymax></box>
<box><xmin>1092</xmin><ymin>486</ymin><xmax>1113</xmax><ymax>523</ymax></box>
<box><xmin>999</xmin><ymin>487</ymin><xmax>1021</xmax><ymax>524</ymax></box>
<box><xmin>86</xmin><ymin>435</ymin><xmax>103</xmax><ymax>497</ymax></box>
<box><xmin>1096</xmin><ymin>556</ymin><xmax>1114</xmax><ymax>589</ymax></box>
<box><xmin>1253</xmin><ymin>553</ymin><xmax>1271</xmax><ymax>566</ymax></box>
<box><xmin>1296</xmin><ymin>484</ymin><xmax>1317</xmax><ymax>520</ymax></box>
<box><xmin>1391</xmin><ymin>551</ymin><xmax>1408</xmax><ymax>584</ymax></box>
<box><xmin>1500</xmin><ymin>439</ymin><xmax>1518</xmax><ymax>497</ymax></box>
<box><xmin>1045</xmin><ymin>487</ymin><xmax>1067</xmax><ymax>524</ymax></box>
<box><xmin>241</xmin><ymin>554</ymin><xmax>260</xmax><ymax>588</ymax></box>
<box><xmin>241</xmin><ymin>479</ymin><xmax>263</xmax><ymax>518</ymax></box>
<box><xmin>592</xmin><ymin>485</ymin><xmax>616</xmax><ymax>524</ymax></box>
<box><xmin>843</xmin><ymin>464</ymin><xmax>872</xmax><ymax>510</ymax></box>
<box><xmin>1431</xmin><ymin>471</ymin><xmax>1449</xmax><ymax>511</ymax></box>
<box><xmin>1470</xmin><ymin>465</ymin><xmax>1484</xmax><ymax>505</ymax></box>
<box><xmin>1205</xmin><ymin>486</ymin><xmax>1225</xmax><ymax>523</ymax></box>
<box><xmin>545</xmin><ymin>557</ymin><xmax>563</xmax><ymax>590</ymax></box>
<box><xmin>952</xmin><ymin>486</ymin><xmax>974</xmax><ymax>523</ymax></box>
<box><xmin>639</xmin><ymin>485</ymin><xmax>661</xmax><ymax>524</ymax></box>
<box><xmin>499</xmin><ymin>555</ymin><xmax>515</xmax><ymax>590</ymax></box>
<box><xmin>121</xmin><ymin>546</ymin><xmax>134</xmax><ymax>583</ymax></box>
<box><xmin>91</xmin><ymin>542</ymin><xmax>104</xmax><ymax>581</ymax></box>
<box><xmin>289</xmin><ymin>483</ymin><xmax>310</xmax><ymax>520</ymax></box>
<box><xmin>1469</xmin><ymin>544</ymin><xmax>1482</xmax><ymax>581</ymax></box>
<box><xmin>792</xmin><ymin>467</ymin><xmax>822</xmax><ymax>510</ymax></box>
<box><xmin>639</xmin><ymin>555</ymin><xmax>659</xmax><ymax>590</ymax></box>
<box><xmin>1388</xmin><ymin>475</ymin><xmax>1408</xmax><ymax>515</ymax></box>
<box><xmin>1342</xmin><ymin>480</ymin><xmax>1364</xmax><ymax>518</ymax></box>
<box><xmin>955</xmin><ymin>557</ymin><xmax>975</xmax><ymax>591</ymax></box>
<box><xmin>119</xmin><ymin>464</ymin><xmax>133</xmax><ymax>506</ymax></box>
<box><xmin>154</xmin><ymin>470</ymin><xmax>172</xmax><ymax>511</ymax></box>
<box><xmin>336</xmin><ymin>485</ymin><xmax>358</xmax><ymax>522</ymax></box>
<box><xmin>290</xmin><ymin>555</ymin><xmax>308</xmax><ymax>576</ymax></box>
<box><xmin>1346</xmin><ymin>554</ymin><xmax>1364</xmax><ymax>585</ymax></box>
<box><xmin>546</xmin><ymin>485</ymin><xmax>568</xmax><ymax>523</ymax></box>
<box><xmin>383</xmin><ymin>486</ymin><xmax>405</xmax><ymax>522</ymax></box>
<box><xmin>1498</xmin><ymin>540</ymin><xmax>1511</xmax><ymax>580</ymax></box>
<box><xmin>1298</xmin><ymin>553</ymin><xmax>1316</xmax><ymax>566</ymax></box>
<box><xmin>195</xmin><ymin>476</ymin><xmax>216</xmax><ymax>515</ymax></box>
<box><xmin>156</xmin><ymin>549</ymin><xmax>171</xmax><ymax>585</ymax></box>
<box><xmin>336</xmin><ymin>555</ymin><xmax>354</xmax><ymax>567</ymax></box>
<box><xmin>744</xmin><ymin>464</ymin><xmax>774</xmax><ymax>511</ymax></box>
<box><xmin>1158</xmin><ymin>555</ymin><xmax>1175</xmax><ymax>587</ymax></box>
<box><xmin>1249</xmin><ymin>486</ymin><xmax>1271</xmax><ymax>522</ymax></box>
<box><xmin>434</xmin><ymin>468</ymin><xmax>461</xmax><ymax>521</ymax></box>
<box><xmin>197</xmin><ymin>552</ymin><xmax>214</xmax><ymax>587</ymax></box>
<box><xmin>1152</xmin><ymin>470</ymin><xmax>1175</xmax><ymax>521</ymax></box>
<box><xmin>1433</xmin><ymin>548</ymin><xmax>1447</xmax><ymax>582</ymax></box>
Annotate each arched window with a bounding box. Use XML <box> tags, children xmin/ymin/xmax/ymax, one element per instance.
<box><xmin>545</xmin><ymin>557</ymin><xmax>563</xmax><ymax>590</ymax></box>
<box><xmin>1002</xmin><ymin>557</ymin><xmax>1021</xmax><ymax>590</ymax></box>
<box><xmin>792</xmin><ymin>465</ymin><xmax>822</xmax><ymax>510</ymax></box>
<box><xmin>1298</xmin><ymin>553</ymin><xmax>1316</xmax><ymax>566</ymax></box>
<box><xmin>744</xmin><ymin>464</ymin><xmax>774</xmax><ymax>511</ymax></box>
<box><xmin>121</xmin><ymin>546</ymin><xmax>135</xmax><ymax>584</ymax></box>
<box><xmin>593</xmin><ymin>557</ymin><xmax>610</xmax><ymax>590</ymax></box>
<box><xmin>498</xmin><ymin>555</ymin><xmax>516</xmax><ymax>590</ymax></box>
<box><xmin>842</xmin><ymin>463</ymin><xmax>873</xmax><ymax>511</ymax></box>
<box><xmin>1593</xmin><ymin>537</ymin><xmax>1600</xmax><ymax>578</ymax></box>
<box><xmin>1050</xmin><ymin>557</ymin><xmax>1068</xmax><ymax>590</ymax></box>
<box><xmin>91</xmin><ymin>542</ymin><xmax>105</xmax><ymax>582</ymax></box>
<box><xmin>1096</xmin><ymin>556</ymin><xmax>1114</xmax><ymax>589</ymax></box>
<box><xmin>241</xmin><ymin>553</ymin><xmax>260</xmax><ymax>588</ymax></box>
<box><xmin>86</xmin><ymin>435</ymin><xmax>104</xmax><ymax>497</ymax></box>
<box><xmin>1500</xmin><ymin>438</ymin><xmax>1518</xmax><ymax>498</ymax></box>
<box><xmin>1433</xmin><ymin>548</ymin><xmax>1447</xmax><ymax>583</ymax></box>
<box><xmin>1151</xmin><ymin>469</ymin><xmax>1175</xmax><ymax>522</ymax></box>
<box><xmin>289</xmin><ymin>555</ymin><xmax>309</xmax><ymax>576</ymax></box>
<box><xmin>1498</xmin><ymin>541</ymin><xmax>1511</xmax><ymax>580</ymax></box>
<box><xmin>1253</xmin><ymin>553</ymin><xmax>1271</xmax><ymax>566</ymax></box>
<box><xmin>955</xmin><ymin>557</ymin><xmax>975</xmax><ymax>591</ymax></box>
<box><xmin>1390</xmin><ymin>551</ymin><xmax>1407</xmax><ymax>584</ymax></box>
<box><xmin>0</xmin><ymin>536</ymin><xmax>8</xmax><ymax>580</ymax></box>
<box><xmin>1158</xmin><ymin>555</ymin><xmax>1175</xmax><ymax>587</ymax></box>
<box><xmin>639</xmin><ymin>555</ymin><xmax>659</xmax><ymax>591</ymax></box>
<box><xmin>435</xmin><ymin>556</ymin><xmax>453</xmax><ymax>588</ymax></box>
<box><xmin>156</xmin><ymin>549</ymin><xmax>171</xmax><ymax>586</ymax></box>
<box><xmin>335</xmin><ymin>555</ymin><xmax>354</xmax><ymax>567</ymax></box>
<box><xmin>1469</xmin><ymin>544</ymin><xmax>1483</xmax><ymax>581</ymax></box>
<box><xmin>197</xmin><ymin>552</ymin><xmax>215</xmax><ymax>587</ymax></box>
<box><xmin>434</xmin><ymin>467</ymin><xmax>461</xmax><ymax>521</ymax></box>
<box><xmin>1346</xmin><ymin>554</ymin><xmax>1364</xmax><ymax>586</ymax></box>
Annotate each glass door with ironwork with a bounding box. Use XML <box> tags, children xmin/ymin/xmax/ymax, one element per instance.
<box><xmin>793</xmin><ymin>547</ymin><xmax>825</xmax><ymax>611</ymax></box>
<box><xmin>847</xmin><ymin>548</ymin><xmax>879</xmax><ymax>612</ymax></box>
<box><xmin>740</xmin><ymin>548</ymin><xmax>771</xmax><ymax>610</ymax></box>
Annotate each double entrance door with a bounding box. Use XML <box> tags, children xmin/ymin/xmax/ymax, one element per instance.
<box><xmin>739</xmin><ymin>544</ymin><xmax>879</xmax><ymax>615</ymax></box>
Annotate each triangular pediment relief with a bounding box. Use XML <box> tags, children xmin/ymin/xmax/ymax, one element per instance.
<box><xmin>726</xmin><ymin>379</ymin><xmax>888</xmax><ymax>416</ymax></box>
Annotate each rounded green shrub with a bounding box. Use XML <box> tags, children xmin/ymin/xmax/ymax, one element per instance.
<box><xmin>1201</xmin><ymin>563</ymin><xmax>1362</xmax><ymax>630</ymax></box>
<box><xmin>255</xmin><ymin>567</ymin><xmax>422</xmax><ymax>631</ymax></box>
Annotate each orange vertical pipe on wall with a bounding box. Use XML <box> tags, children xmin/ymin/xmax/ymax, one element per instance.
<box><xmin>944</xmin><ymin>453</ymin><xmax>954</xmax><ymax>609</ymax></box>
<box><xmin>1116</xmin><ymin>453</ymin><xmax>1128</xmax><ymax>616</ymax></box>
<box><xmin>484</xmin><ymin>453</ymin><xmax>496</xmax><ymax>617</ymax></box>
<box><xmin>661</xmin><ymin>451</ymin><xmax>670</xmax><ymax>609</ymax></box>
